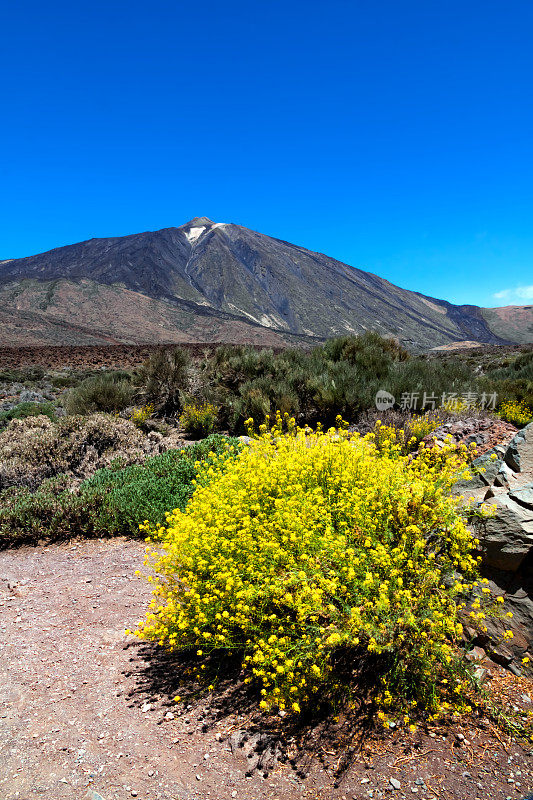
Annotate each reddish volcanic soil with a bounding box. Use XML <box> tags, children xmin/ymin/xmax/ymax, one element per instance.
<box><xmin>0</xmin><ymin>538</ymin><xmax>532</xmax><ymax>800</ymax></box>
<box><xmin>0</xmin><ymin>344</ymin><xmax>287</xmax><ymax>371</ymax></box>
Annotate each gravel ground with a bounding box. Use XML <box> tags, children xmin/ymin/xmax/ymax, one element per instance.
<box><xmin>1</xmin><ymin>538</ymin><xmax>532</xmax><ymax>800</ymax></box>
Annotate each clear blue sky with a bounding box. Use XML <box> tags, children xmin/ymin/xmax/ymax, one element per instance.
<box><xmin>1</xmin><ymin>0</ymin><xmax>532</xmax><ymax>307</ymax></box>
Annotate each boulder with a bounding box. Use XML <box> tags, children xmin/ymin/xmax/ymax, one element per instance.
<box><xmin>453</xmin><ymin>450</ymin><xmax>503</xmax><ymax>495</ymax></box>
<box><xmin>509</xmin><ymin>482</ymin><xmax>533</xmax><ymax>510</ymax></box>
<box><xmin>475</xmin><ymin>494</ymin><xmax>533</xmax><ymax>571</ymax></box>
<box><xmin>503</xmin><ymin>422</ymin><xmax>533</xmax><ymax>473</ymax></box>
<box><xmin>478</xmin><ymin>569</ymin><xmax>533</xmax><ymax>671</ymax></box>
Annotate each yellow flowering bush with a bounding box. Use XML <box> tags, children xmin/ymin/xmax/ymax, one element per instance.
<box><xmin>406</xmin><ymin>413</ymin><xmax>443</xmax><ymax>450</ymax></box>
<box><xmin>129</xmin><ymin>403</ymin><xmax>154</xmax><ymax>428</ymax></box>
<box><xmin>497</xmin><ymin>399</ymin><xmax>532</xmax><ymax>427</ymax></box>
<box><xmin>135</xmin><ymin>414</ymin><xmax>482</xmax><ymax>716</ymax></box>
<box><xmin>179</xmin><ymin>402</ymin><xmax>218</xmax><ymax>438</ymax></box>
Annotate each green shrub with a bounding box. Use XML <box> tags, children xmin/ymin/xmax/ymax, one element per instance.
<box><xmin>65</xmin><ymin>372</ymin><xmax>134</xmax><ymax>415</ymax></box>
<box><xmin>0</xmin><ymin>401</ymin><xmax>56</xmax><ymax>430</ymax></box>
<box><xmin>202</xmin><ymin>335</ymin><xmax>481</xmax><ymax>433</ymax></box>
<box><xmin>140</xmin><ymin>348</ymin><xmax>190</xmax><ymax>415</ymax></box>
<box><xmin>0</xmin><ymin>476</ymin><xmax>102</xmax><ymax>546</ymax></box>
<box><xmin>483</xmin><ymin>350</ymin><xmax>533</xmax><ymax>409</ymax></box>
<box><xmin>0</xmin><ymin>366</ymin><xmax>45</xmax><ymax>384</ymax></box>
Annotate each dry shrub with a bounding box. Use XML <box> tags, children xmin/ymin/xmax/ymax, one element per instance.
<box><xmin>0</xmin><ymin>413</ymin><xmax>153</xmax><ymax>491</ymax></box>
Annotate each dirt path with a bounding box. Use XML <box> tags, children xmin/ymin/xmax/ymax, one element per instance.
<box><xmin>1</xmin><ymin>539</ymin><xmax>532</xmax><ymax>800</ymax></box>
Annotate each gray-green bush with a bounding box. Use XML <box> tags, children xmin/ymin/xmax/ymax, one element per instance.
<box><xmin>65</xmin><ymin>372</ymin><xmax>134</xmax><ymax>415</ymax></box>
<box><xmin>0</xmin><ymin>435</ymin><xmax>240</xmax><ymax>546</ymax></box>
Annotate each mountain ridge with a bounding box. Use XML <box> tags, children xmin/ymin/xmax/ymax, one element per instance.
<box><xmin>0</xmin><ymin>218</ymin><xmax>530</xmax><ymax>349</ymax></box>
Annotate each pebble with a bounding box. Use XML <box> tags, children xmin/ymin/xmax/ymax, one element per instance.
<box><xmin>390</xmin><ymin>777</ymin><xmax>401</xmax><ymax>790</ymax></box>
<box><xmin>231</xmin><ymin>792</ymin><xmax>237</xmax><ymax>798</ymax></box>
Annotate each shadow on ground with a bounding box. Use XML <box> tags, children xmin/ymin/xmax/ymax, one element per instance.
<box><xmin>124</xmin><ymin>641</ymin><xmax>396</xmax><ymax>785</ymax></box>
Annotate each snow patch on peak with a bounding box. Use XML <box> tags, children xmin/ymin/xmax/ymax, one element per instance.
<box><xmin>185</xmin><ymin>227</ymin><xmax>206</xmax><ymax>243</ymax></box>
<box><xmin>184</xmin><ymin>221</ymin><xmax>228</xmax><ymax>243</ymax></box>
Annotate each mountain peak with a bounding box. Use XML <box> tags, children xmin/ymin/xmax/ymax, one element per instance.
<box><xmin>182</xmin><ymin>216</ymin><xmax>214</xmax><ymax>228</ymax></box>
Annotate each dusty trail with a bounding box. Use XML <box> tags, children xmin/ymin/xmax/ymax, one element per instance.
<box><xmin>0</xmin><ymin>538</ymin><xmax>531</xmax><ymax>800</ymax></box>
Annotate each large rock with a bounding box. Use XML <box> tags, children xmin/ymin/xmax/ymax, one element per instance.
<box><xmin>453</xmin><ymin>450</ymin><xmax>503</xmax><ymax>496</ymax></box>
<box><xmin>475</xmin><ymin>494</ymin><xmax>533</xmax><ymax>571</ymax></box>
<box><xmin>503</xmin><ymin>422</ymin><xmax>533</xmax><ymax>473</ymax></box>
<box><xmin>509</xmin><ymin>482</ymin><xmax>533</xmax><ymax>510</ymax></box>
<box><xmin>479</xmin><ymin>564</ymin><xmax>533</xmax><ymax>670</ymax></box>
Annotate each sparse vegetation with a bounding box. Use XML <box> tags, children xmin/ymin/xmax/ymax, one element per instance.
<box><xmin>0</xmin><ymin>338</ymin><xmax>532</xmax><ymax>749</ymax></box>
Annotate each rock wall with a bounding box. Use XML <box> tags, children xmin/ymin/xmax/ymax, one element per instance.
<box><xmin>462</xmin><ymin>423</ymin><xmax>533</xmax><ymax>673</ymax></box>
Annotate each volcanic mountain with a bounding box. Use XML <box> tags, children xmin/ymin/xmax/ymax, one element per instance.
<box><xmin>0</xmin><ymin>217</ymin><xmax>530</xmax><ymax>349</ymax></box>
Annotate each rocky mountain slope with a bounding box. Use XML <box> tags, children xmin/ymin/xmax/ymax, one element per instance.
<box><xmin>0</xmin><ymin>217</ymin><xmax>530</xmax><ymax>349</ymax></box>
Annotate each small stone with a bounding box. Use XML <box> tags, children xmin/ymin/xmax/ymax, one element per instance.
<box><xmin>361</xmin><ymin>778</ymin><xmax>370</xmax><ymax>784</ymax></box>
<box><xmin>204</xmin><ymin>753</ymin><xmax>209</xmax><ymax>760</ymax></box>
<box><xmin>456</xmin><ymin>733</ymin><xmax>465</xmax><ymax>741</ymax></box>
<box><xmin>231</xmin><ymin>792</ymin><xmax>237</xmax><ymax>798</ymax></box>
<box><xmin>131</xmin><ymin>793</ymin><xmax>138</xmax><ymax>798</ymax></box>
<box><xmin>414</xmin><ymin>778</ymin><xmax>425</xmax><ymax>785</ymax></box>
<box><xmin>390</xmin><ymin>778</ymin><xmax>401</xmax><ymax>790</ymax></box>
<box><xmin>164</xmin><ymin>712</ymin><xmax>175</xmax><ymax>720</ymax></box>
<box><xmin>141</xmin><ymin>702</ymin><xmax>152</xmax><ymax>713</ymax></box>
